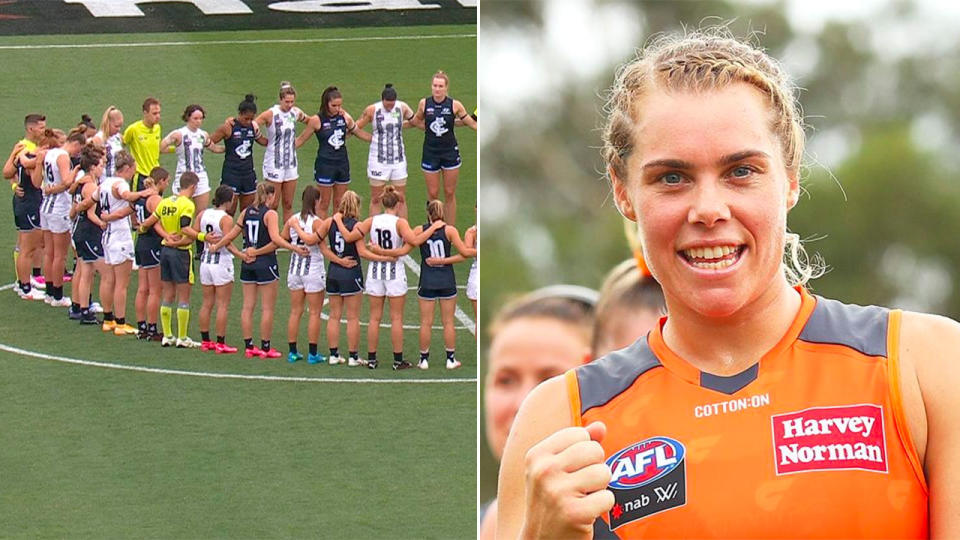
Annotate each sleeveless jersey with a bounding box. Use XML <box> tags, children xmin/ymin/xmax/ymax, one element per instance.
<box><xmin>134</xmin><ymin>196</ymin><xmax>160</xmax><ymax>241</ymax></box>
<box><xmin>175</xmin><ymin>126</ymin><xmax>208</xmax><ymax>175</ymax></box>
<box><xmin>566</xmin><ymin>287</ymin><xmax>927</xmax><ymax>539</ymax></box>
<box><xmin>223</xmin><ymin>121</ymin><xmax>257</xmax><ymax>176</ymax></box>
<box><xmin>99</xmin><ymin>176</ymin><xmax>132</xmax><ymax>241</ymax></box>
<box><xmin>315</xmin><ymin>113</ymin><xmax>348</xmax><ymax>164</ymax></box>
<box><xmin>423</xmin><ymin>96</ymin><xmax>457</xmax><ymax>151</ymax></box>
<box><xmin>15</xmin><ymin>151</ymin><xmax>41</xmax><ymax>205</ymax></box>
<box><xmin>368</xmin><ymin>213</ymin><xmax>402</xmax><ymax>280</ymax></box>
<box><xmin>199</xmin><ymin>208</ymin><xmax>232</xmax><ymax>265</ymax></box>
<box><xmin>96</xmin><ymin>130</ymin><xmax>123</xmax><ymax>177</ymax></box>
<box><xmin>73</xmin><ymin>180</ymin><xmax>101</xmax><ymax>237</ymax></box>
<box><xmin>265</xmin><ymin>104</ymin><xmax>301</xmax><ymax>169</ymax></box>
<box><xmin>242</xmin><ymin>204</ymin><xmax>272</xmax><ymax>250</ymax></box>
<box><xmin>418</xmin><ymin>223</ymin><xmax>454</xmax><ymax>289</ymax></box>
<box><xmin>369</xmin><ymin>101</ymin><xmax>406</xmax><ymax>166</ymax></box>
<box><xmin>41</xmin><ymin>148</ymin><xmax>71</xmax><ymax>216</ymax></box>
<box><xmin>328</xmin><ymin>217</ymin><xmax>361</xmax><ymax>280</ymax></box>
<box><xmin>288</xmin><ymin>214</ymin><xmax>323</xmax><ymax>276</ymax></box>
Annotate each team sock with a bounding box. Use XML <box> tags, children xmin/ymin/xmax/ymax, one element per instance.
<box><xmin>289</xmin><ymin>342</ymin><xmax>298</xmax><ymax>354</ymax></box>
<box><xmin>420</xmin><ymin>351</ymin><xmax>429</xmax><ymax>363</ymax></box>
<box><xmin>71</xmin><ymin>302</ymin><xmax>79</xmax><ymax>313</ymax></box>
<box><xmin>309</xmin><ymin>343</ymin><xmax>317</xmax><ymax>355</ymax></box>
<box><xmin>176</xmin><ymin>305</ymin><xmax>190</xmax><ymax>340</ymax></box>
<box><xmin>201</xmin><ymin>331</ymin><xmax>211</xmax><ymax>342</ymax></box>
<box><xmin>217</xmin><ymin>335</ymin><xmax>225</xmax><ymax>344</ymax></box>
<box><xmin>329</xmin><ymin>347</ymin><xmax>339</xmax><ymax>358</ymax></box>
<box><xmin>368</xmin><ymin>351</ymin><xmax>377</xmax><ymax>362</ymax></box>
<box><xmin>116</xmin><ymin>317</ymin><xmax>125</xmax><ymax>325</ymax></box>
<box><xmin>138</xmin><ymin>320</ymin><xmax>147</xmax><ymax>332</ymax></box>
<box><xmin>160</xmin><ymin>305</ymin><xmax>172</xmax><ymax>337</ymax></box>
<box><xmin>148</xmin><ymin>323</ymin><xmax>158</xmax><ymax>335</ymax></box>
<box><xmin>261</xmin><ymin>339</ymin><xmax>271</xmax><ymax>351</ymax></box>
<box><xmin>244</xmin><ymin>338</ymin><xmax>253</xmax><ymax>349</ymax></box>
<box><xmin>32</xmin><ymin>267</ymin><xmax>41</xmax><ymax>277</ymax></box>
<box><xmin>104</xmin><ymin>311</ymin><xmax>115</xmax><ymax>322</ymax></box>
<box><xmin>19</xmin><ymin>281</ymin><xmax>29</xmax><ymax>294</ymax></box>
<box><xmin>51</xmin><ymin>285</ymin><xmax>62</xmax><ymax>300</ymax></box>
<box><xmin>349</xmin><ymin>351</ymin><xmax>358</xmax><ymax>361</ymax></box>
<box><xmin>393</xmin><ymin>352</ymin><xmax>403</xmax><ymax>364</ymax></box>
<box><xmin>446</xmin><ymin>349</ymin><xmax>455</xmax><ymax>361</ymax></box>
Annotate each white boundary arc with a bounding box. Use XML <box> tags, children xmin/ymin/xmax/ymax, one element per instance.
<box><xmin>0</xmin><ymin>33</ymin><xmax>476</xmax><ymax>51</ymax></box>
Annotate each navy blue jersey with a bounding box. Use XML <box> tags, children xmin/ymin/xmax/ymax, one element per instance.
<box><xmin>72</xmin><ymin>184</ymin><xmax>101</xmax><ymax>239</ymax></box>
<box><xmin>328</xmin><ymin>216</ymin><xmax>362</xmax><ymax>280</ymax></box>
<box><xmin>133</xmin><ymin>196</ymin><xmax>160</xmax><ymax>240</ymax></box>
<box><xmin>424</xmin><ymin>96</ymin><xmax>457</xmax><ymax>151</ymax></box>
<box><xmin>223</xmin><ymin>121</ymin><xmax>257</xmax><ymax>176</ymax></box>
<box><xmin>315</xmin><ymin>113</ymin><xmax>349</xmax><ymax>165</ymax></box>
<box><xmin>419</xmin><ymin>222</ymin><xmax>455</xmax><ymax>289</ymax></box>
<box><xmin>15</xmin><ymin>153</ymin><xmax>41</xmax><ymax>204</ymax></box>
<box><xmin>242</xmin><ymin>204</ymin><xmax>272</xmax><ymax>250</ymax></box>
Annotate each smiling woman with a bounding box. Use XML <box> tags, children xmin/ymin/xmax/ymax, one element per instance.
<box><xmin>494</xmin><ymin>29</ymin><xmax>960</xmax><ymax>539</ymax></box>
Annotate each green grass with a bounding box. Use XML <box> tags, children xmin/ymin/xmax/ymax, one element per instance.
<box><xmin>0</xmin><ymin>25</ymin><xmax>476</xmax><ymax>538</ymax></box>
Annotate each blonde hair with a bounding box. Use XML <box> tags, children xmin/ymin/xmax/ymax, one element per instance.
<box><xmin>99</xmin><ymin>106</ymin><xmax>121</xmax><ymax>136</ymax></box>
<box><xmin>432</xmin><ymin>70</ymin><xmax>449</xmax><ymax>86</ymax></box>
<box><xmin>592</xmin><ymin>259</ymin><xmax>665</xmax><ymax>354</ymax></box>
<box><xmin>253</xmin><ymin>182</ymin><xmax>276</xmax><ymax>207</ymax></box>
<box><xmin>602</xmin><ymin>28</ymin><xmax>821</xmax><ymax>285</ymax></box>
<box><xmin>338</xmin><ymin>190</ymin><xmax>361</xmax><ymax>220</ymax></box>
<box><xmin>426</xmin><ymin>199</ymin><xmax>444</xmax><ymax>222</ymax></box>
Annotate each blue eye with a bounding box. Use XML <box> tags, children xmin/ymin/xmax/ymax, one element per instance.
<box><xmin>731</xmin><ymin>166</ymin><xmax>753</xmax><ymax>178</ymax></box>
<box><xmin>660</xmin><ymin>172</ymin><xmax>683</xmax><ymax>185</ymax></box>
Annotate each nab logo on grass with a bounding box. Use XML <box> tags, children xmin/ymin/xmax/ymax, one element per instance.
<box><xmin>605</xmin><ymin>436</ymin><xmax>686</xmax><ymax>530</ymax></box>
<box><xmin>64</xmin><ymin>0</ymin><xmax>476</xmax><ymax>17</ymax></box>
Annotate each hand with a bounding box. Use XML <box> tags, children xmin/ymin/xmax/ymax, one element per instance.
<box><xmin>241</xmin><ymin>252</ymin><xmax>254</xmax><ymax>264</ymax></box>
<box><xmin>98</xmin><ymin>221</ymin><xmax>107</xmax><ymax>231</ymax></box>
<box><xmin>333</xmin><ymin>212</ymin><xmax>342</xmax><ymax>221</ymax></box>
<box><xmin>14</xmin><ymin>186</ymin><xmax>23</xmax><ymax>198</ymax></box>
<box><xmin>244</xmin><ymin>246</ymin><xmax>257</xmax><ymax>258</ymax></box>
<box><xmin>294</xmin><ymin>245</ymin><xmax>309</xmax><ymax>257</ymax></box>
<box><xmin>426</xmin><ymin>257</ymin><xmax>444</xmax><ymax>267</ymax></box>
<box><xmin>385</xmin><ymin>256</ymin><xmax>398</xmax><ymax>263</ymax></box>
<box><xmin>431</xmin><ymin>220</ymin><xmax>446</xmax><ymax>230</ymax></box>
<box><xmin>9</xmin><ymin>142</ymin><xmax>24</xmax><ymax>158</ymax></box>
<box><xmin>225</xmin><ymin>116</ymin><xmax>236</xmax><ymax>128</ymax></box>
<box><xmin>168</xmin><ymin>233</ymin><xmax>184</xmax><ymax>245</ymax></box>
<box><xmin>204</xmin><ymin>233</ymin><xmax>222</xmax><ymax>245</ymax></box>
<box><xmin>521</xmin><ymin>422</ymin><xmax>614</xmax><ymax>540</ymax></box>
<box><xmin>340</xmin><ymin>256</ymin><xmax>358</xmax><ymax>268</ymax></box>
<box><xmin>99</xmin><ymin>211</ymin><xmax>111</xmax><ymax>222</ymax></box>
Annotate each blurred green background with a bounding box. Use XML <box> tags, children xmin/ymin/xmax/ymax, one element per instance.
<box><xmin>478</xmin><ymin>0</ymin><xmax>960</xmax><ymax>503</ymax></box>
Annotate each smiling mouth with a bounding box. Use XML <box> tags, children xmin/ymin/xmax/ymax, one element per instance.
<box><xmin>679</xmin><ymin>245</ymin><xmax>745</xmax><ymax>270</ymax></box>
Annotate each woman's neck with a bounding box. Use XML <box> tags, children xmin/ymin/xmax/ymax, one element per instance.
<box><xmin>661</xmin><ymin>276</ymin><xmax>801</xmax><ymax>376</ymax></box>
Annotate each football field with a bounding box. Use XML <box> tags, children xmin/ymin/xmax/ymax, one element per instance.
<box><xmin>0</xmin><ymin>25</ymin><xmax>476</xmax><ymax>538</ymax></box>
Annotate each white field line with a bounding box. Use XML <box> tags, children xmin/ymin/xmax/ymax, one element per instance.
<box><xmin>0</xmin><ymin>342</ymin><xmax>475</xmax><ymax>384</ymax></box>
<box><xmin>401</xmin><ymin>255</ymin><xmax>475</xmax><ymax>335</ymax></box>
<box><xmin>0</xmin><ymin>33</ymin><xmax>476</xmax><ymax>51</ymax></box>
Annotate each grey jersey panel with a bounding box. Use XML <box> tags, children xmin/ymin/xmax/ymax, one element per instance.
<box><xmin>799</xmin><ymin>295</ymin><xmax>889</xmax><ymax>357</ymax></box>
<box><xmin>577</xmin><ymin>336</ymin><xmax>661</xmax><ymax>415</ymax></box>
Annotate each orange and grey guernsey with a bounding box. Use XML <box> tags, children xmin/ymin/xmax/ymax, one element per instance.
<box><xmin>565</xmin><ymin>287</ymin><xmax>927</xmax><ymax>539</ymax></box>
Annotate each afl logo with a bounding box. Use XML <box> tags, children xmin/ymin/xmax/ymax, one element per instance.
<box><xmin>606</xmin><ymin>436</ymin><xmax>685</xmax><ymax>489</ymax></box>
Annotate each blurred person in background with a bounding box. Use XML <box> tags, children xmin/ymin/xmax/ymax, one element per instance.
<box><xmin>479</xmin><ymin>285</ymin><xmax>596</xmax><ymax>540</ymax></box>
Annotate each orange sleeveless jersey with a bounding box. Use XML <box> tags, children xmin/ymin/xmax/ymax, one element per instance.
<box><xmin>566</xmin><ymin>288</ymin><xmax>927</xmax><ymax>538</ymax></box>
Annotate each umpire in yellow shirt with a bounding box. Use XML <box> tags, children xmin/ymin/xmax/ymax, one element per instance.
<box><xmin>139</xmin><ymin>171</ymin><xmax>205</xmax><ymax>348</ymax></box>
<box><xmin>123</xmin><ymin>97</ymin><xmax>162</xmax><ymax>191</ymax></box>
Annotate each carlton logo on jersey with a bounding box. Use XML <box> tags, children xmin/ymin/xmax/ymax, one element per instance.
<box><xmin>771</xmin><ymin>404</ymin><xmax>888</xmax><ymax>475</ymax></box>
<box><xmin>328</xmin><ymin>129</ymin><xmax>345</xmax><ymax>150</ymax></box>
<box><xmin>605</xmin><ymin>437</ymin><xmax>687</xmax><ymax>530</ymax></box>
<box><xmin>429</xmin><ymin>116</ymin><xmax>448</xmax><ymax>138</ymax></box>
<box><xmin>235</xmin><ymin>139</ymin><xmax>253</xmax><ymax>159</ymax></box>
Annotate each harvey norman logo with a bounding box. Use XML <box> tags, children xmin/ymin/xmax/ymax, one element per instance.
<box><xmin>64</xmin><ymin>0</ymin><xmax>476</xmax><ymax>17</ymax></box>
<box><xmin>771</xmin><ymin>404</ymin><xmax>888</xmax><ymax>475</ymax></box>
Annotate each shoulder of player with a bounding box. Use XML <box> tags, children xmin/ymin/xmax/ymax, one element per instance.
<box><xmin>503</xmin><ymin>375</ymin><xmax>574</xmax><ymax>471</ymax></box>
<box><xmin>900</xmin><ymin>310</ymin><xmax>960</xmax><ymax>367</ymax></box>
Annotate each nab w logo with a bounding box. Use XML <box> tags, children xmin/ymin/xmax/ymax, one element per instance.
<box><xmin>654</xmin><ymin>482</ymin><xmax>678</xmax><ymax>502</ymax></box>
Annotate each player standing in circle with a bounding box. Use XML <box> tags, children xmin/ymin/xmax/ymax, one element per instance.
<box><xmin>257</xmin><ymin>81</ymin><xmax>306</xmax><ymax>225</ymax></box>
<box><xmin>326</xmin><ymin>191</ymin><xmax>378</xmax><ymax>366</ymax></box>
<box><xmin>160</xmin><ymin>104</ymin><xmax>224</xmax><ymax>216</ymax></box>
<box><xmin>295</xmin><ymin>86</ymin><xmax>368</xmax><ymax>218</ymax></box>
<box><xmin>354</xmin><ymin>84</ymin><xmax>416</xmax><ymax>219</ymax></box>
<box><xmin>37</xmin><ymin>129</ymin><xmax>84</xmax><ymax>307</ymax></box>
<box><xmin>210</xmin><ymin>94</ymin><xmax>264</xmax><ymax>218</ymax></box>
<box><xmin>132</xmin><ymin>167</ymin><xmax>169</xmax><ymax>341</ymax></box>
<box><xmin>5</xmin><ymin>114</ymin><xmax>47</xmax><ymax>300</ymax></box>
<box><xmin>69</xmin><ymin>144</ymin><xmax>108</xmax><ymax>325</ymax></box>
<box><xmin>282</xmin><ymin>185</ymin><xmax>335</xmax><ymax>363</ymax></box>
<box><xmin>92</xmin><ymin>106</ymin><xmax>124</xmax><ymax>178</ymax></box>
<box><xmin>196</xmin><ymin>185</ymin><xmax>245</xmax><ymax>354</ymax></box>
<box><xmin>138</xmin><ymin>171</ymin><xmax>201</xmax><ymax>348</ymax></box>
<box><xmin>497</xmin><ymin>31</ymin><xmax>947</xmax><ymax>538</ymax></box>
<box><xmin>464</xmin><ymin>222</ymin><xmax>477</xmax><ymax>317</ymax></box>
<box><xmin>122</xmin><ymin>97</ymin><xmax>162</xmax><ymax>191</ymax></box>
<box><xmin>413</xmin><ymin>200</ymin><xmax>475</xmax><ymax>369</ymax></box>
<box><xmin>412</xmin><ymin>71</ymin><xmax>477</xmax><ymax>226</ymax></box>
<box><xmin>208</xmin><ymin>182</ymin><xmax>308</xmax><ymax>359</ymax></box>
<box><xmin>354</xmin><ymin>186</ymin><xmax>442</xmax><ymax>370</ymax></box>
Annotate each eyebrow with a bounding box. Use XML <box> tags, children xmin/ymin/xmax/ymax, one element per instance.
<box><xmin>641</xmin><ymin>149</ymin><xmax>771</xmax><ymax>170</ymax></box>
